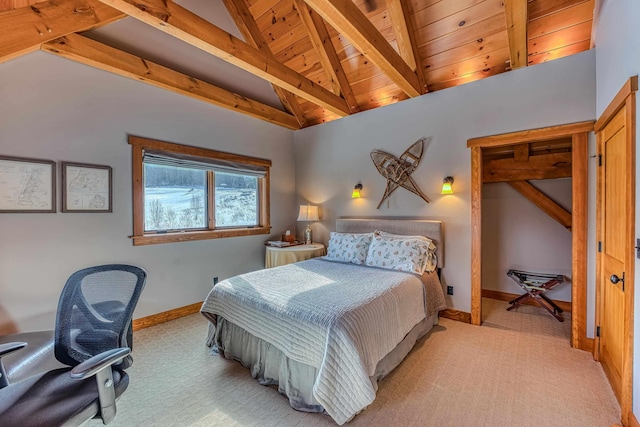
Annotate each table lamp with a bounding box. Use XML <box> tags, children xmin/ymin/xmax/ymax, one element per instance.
<box><xmin>297</xmin><ymin>204</ymin><xmax>319</xmax><ymax>244</ymax></box>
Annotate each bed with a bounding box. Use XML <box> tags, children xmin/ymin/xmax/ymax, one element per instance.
<box><xmin>200</xmin><ymin>219</ymin><xmax>447</xmax><ymax>425</ymax></box>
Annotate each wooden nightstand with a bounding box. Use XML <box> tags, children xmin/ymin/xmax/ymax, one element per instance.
<box><xmin>265</xmin><ymin>243</ymin><xmax>326</xmax><ymax>268</ymax></box>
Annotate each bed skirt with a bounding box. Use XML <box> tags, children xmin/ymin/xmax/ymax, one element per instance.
<box><xmin>205</xmin><ymin>313</ymin><xmax>437</xmax><ymax>420</ymax></box>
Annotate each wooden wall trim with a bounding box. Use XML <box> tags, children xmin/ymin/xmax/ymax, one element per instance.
<box><xmin>132</xmin><ymin>226</ymin><xmax>270</xmax><ymax>246</ymax></box>
<box><xmin>579</xmin><ymin>338</ymin><xmax>595</xmax><ymax>354</ymax></box>
<box><xmin>128</xmin><ymin>135</ymin><xmax>272</xmax><ymax>167</ymax></box>
<box><xmin>571</xmin><ymin>132</ymin><xmax>588</xmax><ymax>350</ymax></box>
<box><xmin>594</xmin><ymin>126</ymin><xmax>603</xmax><ymax>362</ymax></box>
<box><xmin>131</xmin><ymin>144</ymin><xmax>144</xmax><ymax>238</ymax></box>
<box><xmin>622</xmin><ymin>82</ymin><xmax>636</xmax><ymax>427</ymax></box>
<box><xmin>594</xmin><ymin>76</ymin><xmax>638</xmax><ymax>132</ymax></box>
<box><xmin>439</xmin><ymin>309</ymin><xmax>471</xmax><ymax>324</ymax></box>
<box><xmin>471</xmin><ymin>146</ymin><xmax>483</xmax><ymax>326</ymax></box>
<box><xmin>132</xmin><ymin>302</ymin><xmax>202</xmax><ymax>331</ymax></box>
<box><xmin>482</xmin><ymin>289</ymin><xmax>572</xmax><ymax>313</ymax></box>
<box><xmin>467</xmin><ymin>121</ymin><xmax>594</xmax><ymax>148</ymax></box>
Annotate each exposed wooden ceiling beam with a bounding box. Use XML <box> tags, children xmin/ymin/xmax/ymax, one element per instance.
<box><xmin>482</xmin><ymin>135</ymin><xmax>573</xmax><ymax>158</ymax></box>
<box><xmin>513</xmin><ymin>143</ymin><xmax>529</xmax><ymax>162</ymax></box>
<box><xmin>0</xmin><ymin>0</ymin><xmax>124</xmax><ymax>64</ymax></box>
<box><xmin>222</xmin><ymin>0</ymin><xmax>307</xmax><ymax>127</ymax></box>
<box><xmin>482</xmin><ymin>137</ymin><xmax>573</xmax><ymax>159</ymax></box>
<box><xmin>294</xmin><ymin>0</ymin><xmax>359</xmax><ymax>113</ymax></box>
<box><xmin>483</xmin><ymin>152</ymin><xmax>572</xmax><ymax>183</ymax></box>
<box><xmin>41</xmin><ymin>34</ymin><xmax>300</xmax><ymax>129</ymax></box>
<box><xmin>508</xmin><ymin>180</ymin><xmax>572</xmax><ymax>230</ymax></box>
<box><xmin>590</xmin><ymin>0</ymin><xmax>603</xmax><ymax>49</ymax></box>
<box><xmin>304</xmin><ymin>0</ymin><xmax>422</xmax><ymax>97</ymax></box>
<box><xmin>386</xmin><ymin>0</ymin><xmax>427</xmax><ymax>94</ymax></box>
<box><xmin>95</xmin><ymin>0</ymin><xmax>351</xmax><ymax>117</ymax></box>
<box><xmin>504</xmin><ymin>0</ymin><xmax>528</xmax><ymax>69</ymax></box>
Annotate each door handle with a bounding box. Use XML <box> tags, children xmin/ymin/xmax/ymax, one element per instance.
<box><xmin>610</xmin><ymin>273</ymin><xmax>625</xmax><ymax>285</ymax></box>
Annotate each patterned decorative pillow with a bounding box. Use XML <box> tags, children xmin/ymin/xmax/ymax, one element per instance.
<box><xmin>374</xmin><ymin>230</ymin><xmax>432</xmax><ymax>243</ymax></box>
<box><xmin>325</xmin><ymin>232</ymin><xmax>373</xmax><ymax>265</ymax></box>
<box><xmin>365</xmin><ymin>234</ymin><xmax>432</xmax><ymax>274</ymax></box>
<box><xmin>374</xmin><ymin>230</ymin><xmax>438</xmax><ymax>272</ymax></box>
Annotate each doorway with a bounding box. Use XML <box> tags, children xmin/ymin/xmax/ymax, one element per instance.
<box><xmin>468</xmin><ymin>121</ymin><xmax>593</xmax><ymax>351</ymax></box>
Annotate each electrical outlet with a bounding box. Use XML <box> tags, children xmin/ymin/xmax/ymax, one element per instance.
<box><xmin>447</xmin><ymin>285</ymin><xmax>454</xmax><ymax>295</ymax></box>
<box><xmin>213</xmin><ymin>276</ymin><xmax>219</xmax><ymax>285</ymax></box>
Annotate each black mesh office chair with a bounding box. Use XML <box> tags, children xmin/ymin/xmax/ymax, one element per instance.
<box><xmin>0</xmin><ymin>264</ymin><xmax>146</xmax><ymax>426</ymax></box>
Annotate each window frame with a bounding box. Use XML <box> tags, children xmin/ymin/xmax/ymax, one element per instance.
<box><xmin>129</xmin><ymin>135</ymin><xmax>271</xmax><ymax>246</ymax></box>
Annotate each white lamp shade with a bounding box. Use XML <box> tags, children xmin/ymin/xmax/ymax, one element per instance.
<box><xmin>297</xmin><ymin>205</ymin><xmax>319</xmax><ymax>221</ymax></box>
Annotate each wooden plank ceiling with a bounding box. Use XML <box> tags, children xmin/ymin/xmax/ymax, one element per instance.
<box><xmin>0</xmin><ymin>0</ymin><xmax>595</xmax><ymax>128</ymax></box>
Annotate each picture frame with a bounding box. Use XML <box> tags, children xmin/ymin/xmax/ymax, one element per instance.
<box><xmin>62</xmin><ymin>162</ymin><xmax>112</xmax><ymax>213</ymax></box>
<box><xmin>0</xmin><ymin>155</ymin><xmax>56</xmax><ymax>213</ymax></box>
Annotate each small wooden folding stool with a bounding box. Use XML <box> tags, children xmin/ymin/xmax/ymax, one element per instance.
<box><xmin>506</xmin><ymin>269</ymin><xmax>566</xmax><ymax>322</ymax></box>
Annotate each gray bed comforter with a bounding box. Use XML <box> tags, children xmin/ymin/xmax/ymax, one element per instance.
<box><xmin>201</xmin><ymin>258</ymin><xmax>446</xmax><ymax>425</ymax></box>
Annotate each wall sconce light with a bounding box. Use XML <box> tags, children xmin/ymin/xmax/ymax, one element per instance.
<box><xmin>352</xmin><ymin>183</ymin><xmax>363</xmax><ymax>199</ymax></box>
<box><xmin>441</xmin><ymin>177</ymin><xmax>454</xmax><ymax>195</ymax></box>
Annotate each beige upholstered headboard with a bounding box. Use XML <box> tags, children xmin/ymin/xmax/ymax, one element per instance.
<box><xmin>335</xmin><ymin>218</ymin><xmax>444</xmax><ymax>268</ymax></box>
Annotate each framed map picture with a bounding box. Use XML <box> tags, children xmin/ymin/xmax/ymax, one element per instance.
<box><xmin>62</xmin><ymin>162</ymin><xmax>112</xmax><ymax>213</ymax></box>
<box><xmin>0</xmin><ymin>155</ymin><xmax>56</xmax><ymax>213</ymax></box>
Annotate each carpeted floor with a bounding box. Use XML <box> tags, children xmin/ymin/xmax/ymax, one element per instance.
<box><xmin>99</xmin><ymin>299</ymin><xmax>620</xmax><ymax>426</ymax></box>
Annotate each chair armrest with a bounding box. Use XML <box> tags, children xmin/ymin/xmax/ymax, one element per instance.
<box><xmin>0</xmin><ymin>342</ymin><xmax>27</xmax><ymax>388</ymax></box>
<box><xmin>70</xmin><ymin>347</ymin><xmax>131</xmax><ymax>425</ymax></box>
<box><xmin>70</xmin><ymin>347</ymin><xmax>130</xmax><ymax>380</ymax></box>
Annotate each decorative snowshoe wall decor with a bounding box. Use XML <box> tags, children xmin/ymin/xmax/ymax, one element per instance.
<box><xmin>370</xmin><ymin>138</ymin><xmax>430</xmax><ymax>209</ymax></box>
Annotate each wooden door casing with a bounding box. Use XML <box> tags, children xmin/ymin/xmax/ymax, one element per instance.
<box><xmin>594</xmin><ymin>75</ymin><xmax>636</xmax><ymax>426</ymax></box>
<box><xmin>467</xmin><ymin>121</ymin><xmax>593</xmax><ymax>349</ymax></box>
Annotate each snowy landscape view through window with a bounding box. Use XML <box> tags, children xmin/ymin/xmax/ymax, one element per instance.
<box><xmin>143</xmin><ymin>164</ymin><xmax>258</xmax><ymax>231</ymax></box>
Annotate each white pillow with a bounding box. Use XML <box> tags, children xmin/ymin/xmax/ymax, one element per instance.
<box><xmin>374</xmin><ymin>230</ymin><xmax>438</xmax><ymax>272</ymax></box>
<box><xmin>365</xmin><ymin>234</ymin><xmax>433</xmax><ymax>274</ymax></box>
<box><xmin>325</xmin><ymin>232</ymin><xmax>373</xmax><ymax>265</ymax></box>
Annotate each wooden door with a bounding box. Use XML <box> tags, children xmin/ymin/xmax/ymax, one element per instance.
<box><xmin>597</xmin><ymin>104</ymin><xmax>631</xmax><ymax>403</ymax></box>
<box><xmin>594</xmin><ymin>76</ymin><xmax>636</xmax><ymax>426</ymax></box>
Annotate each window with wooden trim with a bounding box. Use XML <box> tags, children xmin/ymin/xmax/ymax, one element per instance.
<box><xmin>129</xmin><ymin>136</ymin><xmax>271</xmax><ymax>246</ymax></box>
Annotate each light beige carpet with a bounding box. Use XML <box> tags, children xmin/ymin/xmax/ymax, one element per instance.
<box><xmin>99</xmin><ymin>299</ymin><xmax>620</xmax><ymax>426</ymax></box>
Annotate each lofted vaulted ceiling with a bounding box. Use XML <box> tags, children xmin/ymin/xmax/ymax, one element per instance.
<box><xmin>1</xmin><ymin>0</ymin><xmax>596</xmax><ymax>129</ymax></box>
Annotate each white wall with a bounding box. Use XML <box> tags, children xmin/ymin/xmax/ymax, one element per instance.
<box><xmin>0</xmin><ymin>52</ymin><xmax>295</xmax><ymax>333</ymax></box>
<box><xmin>294</xmin><ymin>50</ymin><xmax>596</xmax><ymax>315</ymax></box>
<box><xmin>593</xmin><ymin>0</ymin><xmax>640</xmax><ymax>416</ymax></box>
<box><xmin>482</xmin><ymin>179</ymin><xmax>573</xmax><ymax>302</ymax></box>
